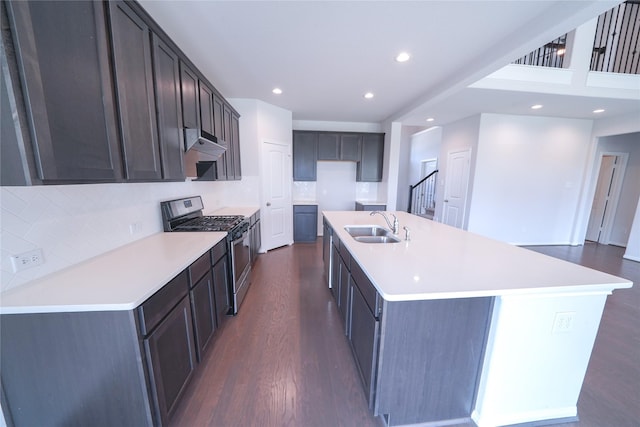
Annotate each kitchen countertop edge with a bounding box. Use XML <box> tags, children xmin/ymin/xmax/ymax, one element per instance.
<box><xmin>0</xmin><ymin>232</ymin><xmax>227</xmax><ymax>315</ymax></box>
<box><xmin>323</xmin><ymin>211</ymin><xmax>632</xmax><ymax>302</ymax></box>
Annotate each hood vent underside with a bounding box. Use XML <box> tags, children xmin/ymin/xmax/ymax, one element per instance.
<box><xmin>184</xmin><ymin>128</ymin><xmax>226</xmax><ymax>159</ymax></box>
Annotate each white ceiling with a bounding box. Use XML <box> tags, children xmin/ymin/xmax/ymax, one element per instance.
<box><xmin>139</xmin><ymin>0</ymin><xmax>638</xmax><ymax>128</ymax></box>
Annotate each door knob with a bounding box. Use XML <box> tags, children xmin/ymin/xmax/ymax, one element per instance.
<box><xmin>444</xmin><ymin>199</ymin><xmax>449</xmax><ymax>203</ymax></box>
<box><xmin>266</xmin><ymin>202</ymin><xmax>271</xmax><ymax>206</ymax></box>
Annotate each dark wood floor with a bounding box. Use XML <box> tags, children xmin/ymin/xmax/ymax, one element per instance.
<box><xmin>170</xmin><ymin>240</ymin><xmax>638</xmax><ymax>427</ymax></box>
<box><xmin>170</xmin><ymin>240</ymin><xmax>381</xmax><ymax>427</ymax></box>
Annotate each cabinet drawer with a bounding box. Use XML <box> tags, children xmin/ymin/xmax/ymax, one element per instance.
<box><xmin>211</xmin><ymin>239</ymin><xmax>227</xmax><ymax>264</ymax></box>
<box><xmin>138</xmin><ymin>270</ymin><xmax>189</xmax><ymax>336</ymax></box>
<box><xmin>189</xmin><ymin>251</ymin><xmax>211</xmax><ymax>285</ymax></box>
<box><xmin>350</xmin><ymin>261</ymin><xmax>380</xmax><ymax>317</ymax></box>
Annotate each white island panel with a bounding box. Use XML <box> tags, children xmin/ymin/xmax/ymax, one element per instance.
<box><xmin>472</xmin><ymin>292</ymin><xmax>608</xmax><ymax>426</ymax></box>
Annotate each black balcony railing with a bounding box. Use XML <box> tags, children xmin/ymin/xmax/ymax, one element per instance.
<box><xmin>591</xmin><ymin>0</ymin><xmax>639</xmax><ymax>74</ymax></box>
<box><xmin>513</xmin><ymin>34</ymin><xmax>567</xmax><ymax>68</ymax></box>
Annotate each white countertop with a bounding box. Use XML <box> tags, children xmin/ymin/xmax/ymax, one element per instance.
<box><xmin>0</xmin><ymin>232</ymin><xmax>226</xmax><ymax>314</ymax></box>
<box><xmin>324</xmin><ymin>211</ymin><xmax>632</xmax><ymax>301</ymax></box>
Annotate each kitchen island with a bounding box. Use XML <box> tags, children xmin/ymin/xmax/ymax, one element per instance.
<box><xmin>322</xmin><ymin>211</ymin><xmax>632</xmax><ymax>427</ymax></box>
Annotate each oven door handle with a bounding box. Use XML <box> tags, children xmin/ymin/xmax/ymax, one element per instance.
<box><xmin>231</xmin><ymin>229</ymin><xmax>249</xmax><ymax>243</ymax></box>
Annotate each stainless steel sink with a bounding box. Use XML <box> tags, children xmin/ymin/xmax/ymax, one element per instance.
<box><xmin>344</xmin><ymin>225</ymin><xmax>401</xmax><ymax>243</ymax></box>
<box><xmin>354</xmin><ymin>235</ymin><xmax>401</xmax><ymax>244</ymax></box>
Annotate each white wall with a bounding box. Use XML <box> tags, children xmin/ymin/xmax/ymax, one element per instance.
<box><xmin>395</xmin><ymin>125</ymin><xmax>427</xmax><ymax>212</ymax></box>
<box><xmin>437</xmin><ymin>115</ymin><xmax>481</xmax><ymax>225</ymax></box>
<box><xmin>0</xmin><ymin>181</ymin><xmax>226</xmax><ymax>291</ymax></box>
<box><xmin>409</xmin><ymin>127</ymin><xmax>443</xmax><ymax>185</ymax></box>
<box><xmin>468</xmin><ymin>114</ymin><xmax>593</xmax><ymax>245</ymax></box>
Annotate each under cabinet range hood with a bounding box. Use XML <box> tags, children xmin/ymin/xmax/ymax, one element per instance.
<box><xmin>184</xmin><ymin>128</ymin><xmax>226</xmax><ymax>159</ymax></box>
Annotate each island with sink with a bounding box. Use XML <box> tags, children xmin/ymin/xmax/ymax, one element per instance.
<box><xmin>322</xmin><ymin>211</ymin><xmax>632</xmax><ymax>427</ymax></box>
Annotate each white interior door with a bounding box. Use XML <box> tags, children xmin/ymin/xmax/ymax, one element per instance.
<box><xmin>443</xmin><ymin>149</ymin><xmax>471</xmax><ymax>229</ymax></box>
<box><xmin>586</xmin><ymin>155</ymin><xmax>616</xmax><ymax>242</ymax></box>
<box><xmin>261</xmin><ymin>141</ymin><xmax>293</xmax><ymax>251</ymax></box>
<box><xmin>585</xmin><ymin>153</ymin><xmax>628</xmax><ymax>245</ymax></box>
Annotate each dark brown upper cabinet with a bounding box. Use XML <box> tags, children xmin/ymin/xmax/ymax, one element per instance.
<box><xmin>5</xmin><ymin>0</ymin><xmax>122</xmax><ymax>183</ymax></box>
<box><xmin>213</xmin><ymin>93</ymin><xmax>225</xmax><ymax>145</ymax></box>
<box><xmin>151</xmin><ymin>34</ymin><xmax>185</xmax><ymax>180</ymax></box>
<box><xmin>108</xmin><ymin>0</ymin><xmax>162</xmax><ymax>181</ymax></box>
<box><xmin>3</xmin><ymin>0</ymin><xmax>241</xmax><ymax>186</ymax></box>
<box><xmin>214</xmin><ymin>103</ymin><xmax>242</xmax><ymax>181</ymax></box>
<box><xmin>317</xmin><ymin>132</ymin><xmax>361</xmax><ymax>162</ymax></box>
<box><xmin>294</xmin><ymin>130</ymin><xmax>383</xmax><ymax>182</ymax></box>
<box><xmin>317</xmin><ymin>133</ymin><xmax>340</xmax><ymax>160</ymax></box>
<box><xmin>293</xmin><ymin>131</ymin><xmax>318</xmax><ymax>181</ymax></box>
<box><xmin>357</xmin><ymin>133</ymin><xmax>384</xmax><ymax>182</ymax></box>
<box><xmin>340</xmin><ymin>134</ymin><xmax>361</xmax><ymax>161</ymax></box>
<box><xmin>230</xmin><ymin>112</ymin><xmax>242</xmax><ymax>180</ymax></box>
<box><xmin>180</xmin><ymin>62</ymin><xmax>200</xmax><ymax>131</ymax></box>
<box><xmin>199</xmin><ymin>82</ymin><xmax>215</xmax><ymax>137</ymax></box>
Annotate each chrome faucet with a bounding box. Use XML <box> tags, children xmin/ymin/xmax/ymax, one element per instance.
<box><xmin>370</xmin><ymin>211</ymin><xmax>399</xmax><ymax>234</ymax></box>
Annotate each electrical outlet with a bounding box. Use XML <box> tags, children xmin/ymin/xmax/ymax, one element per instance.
<box><xmin>129</xmin><ymin>222</ymin><xmax>142</xmax><ymax>235</ymax></box>
<box><xmin>552</xmin><ymin>311</ymin><xmax>576</xmax><ymax>334</ymax></box>
<box><xmin>10</xmin><ymin>249</ymin><xmax>44</xmax><ymax>273</ymax></box>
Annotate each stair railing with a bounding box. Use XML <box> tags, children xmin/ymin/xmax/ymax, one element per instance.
<box><xmin>408</xmin><ymin>170</ymin><xmax>438</xmax><ymax>216</ymax></box>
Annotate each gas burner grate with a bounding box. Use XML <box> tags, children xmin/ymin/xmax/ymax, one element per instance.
<box><xmin>174</xmin><ymin>215</ymin><xmax>245</xmax><ymax>232</ymax></box>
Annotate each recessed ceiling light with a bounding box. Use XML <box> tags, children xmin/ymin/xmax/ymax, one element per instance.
<box><xmin>531</xmin><ymin>104</ymin><xmax>543</xmax><ymax>110</ymax></box>
<box><xmin>593</xmin><ymin>108</ymin><xmax>605</xmax><ymax>113</ymax></box>
<box><xmin>364</xmin><ymin>92</ymin><xmax>374</xmax><ymax>99</ymax></box>
<box><xmin>426</xmin><ymin>117</ymin><xmax>435</xmax><ymax>122</ymax></box>
<box><xmin>272</xmin><ymin>88</ymin><xmax>282</xmax><ymax>95</ymax></box>
<box><xmin>556</xmin><ymin>48</ymin><xmax>566</xmax><ymax>56</ymax></box>
<box><xmin>395</xmin><ymin>52</ymin><xmax>411</xmax><ymax>63</ymax></box>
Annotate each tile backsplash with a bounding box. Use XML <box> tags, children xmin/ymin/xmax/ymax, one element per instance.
<box><xmin>0</xmin><ymin>177</ymin><xmax>260</xmax><ymax>292</ymax></box>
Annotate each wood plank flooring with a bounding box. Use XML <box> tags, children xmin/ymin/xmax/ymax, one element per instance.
<box><xmin>170</xmin><ymin>241</ymin><xmax>380</xmax><ymax>427</ymax></box>
<box><xmin>169</xmin><ymin>240</ymin><xmax>638</xmax><ymax>427</ymax></box>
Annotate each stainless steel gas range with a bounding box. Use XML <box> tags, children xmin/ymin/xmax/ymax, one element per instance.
<box><xmin>161</xmin><ymin>196</ymin><xmax>251</xmax><ymax>315</ymax></box>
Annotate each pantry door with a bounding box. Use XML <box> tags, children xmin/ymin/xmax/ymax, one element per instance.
<box><xmin>443</xmin><ymin>149</ymin><xmax>471</xmax><ymax>229</ymax></box>
<box><xmin>261</xmin><ymin>141</ymin><xmax>293</xmax><ymax>251</ymax></box>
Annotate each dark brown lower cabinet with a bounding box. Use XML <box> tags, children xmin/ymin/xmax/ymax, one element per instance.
<box><xmin>0</xmin><ymin>243</ymin><xmax>230</xmax><ymax>427</ymax></box>
<box><xmin>293</xmin><ymin>204</ymin><xmax>318</xmax><ymax>242</ymax></box>
<box><xmin>338</xmin><ymin>253</ymin><xmax>351</xmax><ymax>328</ymax></box>
<box><xmin>325</xmin><ymin>221</ymin><xmax>493</xmax><ymax>426</ymax></box>
<box><xmin>348</xmin><ymin>280</ymin><xmax>379</xmax><ymax>408</ymax></box>
<box><xmin>212</xmin><ymin>254</ymin><xmax>231</xmax><ymax>326</ymax></box>
<box><xmin>144</xmin><ymin>296</ymin><xmax>197</xmax><ymax>425</ymax></box>
<box><xmin>0</xmin><ymin>310</ymin><xmax>154</xmax><ymax>427</ymax></box>
<box><xmin>190</xmin><ymin>273</ymin><xmax>216</xmax><ymax>361</ymax></box>
<box><xmin>330</xmin><ymin>243</ymin><xmax>340</xmax><ymax>302</ymax></box>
